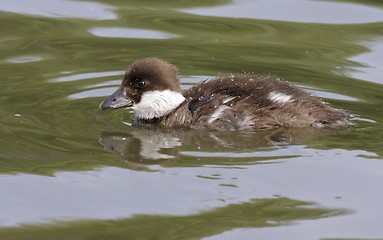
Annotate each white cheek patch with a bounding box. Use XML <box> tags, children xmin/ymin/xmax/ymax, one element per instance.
<box><xmin>133</xmin><ymin>90</ymin><xmax>185</xmax><ymax>119</ymax></box>
<box><xmin>269</xmin><ymin>91</ymin><xmax>293</xmax><ymax>104</ymax></box>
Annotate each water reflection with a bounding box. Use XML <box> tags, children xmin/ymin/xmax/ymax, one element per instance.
<box><xmin>7</xmin><ymin>55</ymin><xmax>43</xmax><ymax>63</ymax></box>
<box><xmin>348</xmin><ymin>38</ymin><xmax>383</xmax><ymax>84</ymax></box>
<box><xmin>0</xmin><ymin>197</ymin><xmax>345</xmax><ymax>239</ymax></box>
<box><xmin>89</xmin><ymin>27</ymin><xmax>178</xmax><ymax>39</ymax></box>
<box><xmin>99</xmin><ymin>127</ymin><xmax>343</xmax><ymax>165</ymax></box>
<box><xmin>50</xmin><ymin>71</ymin><xmax>123</xmax><ymax>83</ymax></box>
<box><xmin>101</xmin><ymin>131</ymin><xmax>181</xmax><ymax>161</ymax></box>
<box><xmin>0</xmin><ymin>0</ymin><xmax>116</xmax><ymax>20</ymax></box>
<box><xmin>1</xmin><ymin>0</ymin><xmax>383</xmax><ymax>238</ymax></box>
<box><xmin>182</xmin><ymin>0</ymin><xmax>383</xmax><ymax>24</ymax></box>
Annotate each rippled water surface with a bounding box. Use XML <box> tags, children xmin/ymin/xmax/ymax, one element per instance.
<box><xmin>1</xmin><ymin>0</ymin><xmax>383</xmax><ymax>239</ymax></box>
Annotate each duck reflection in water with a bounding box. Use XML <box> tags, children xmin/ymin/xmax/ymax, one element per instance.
<box><xmin>99</xmin><ymin>127</ymin><xmax>343</xmax><ymax>166</ymax></box>
<box><xmin>100</xmin><ymin>130</ymin><xmax>181</xmax><ymax>165</ymax></box>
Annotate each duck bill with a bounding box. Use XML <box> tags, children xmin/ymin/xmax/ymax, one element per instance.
<box><xmin>99</xmin><ymin>88</ymin><xmax>133</xmax><ymax>110</ymax></box>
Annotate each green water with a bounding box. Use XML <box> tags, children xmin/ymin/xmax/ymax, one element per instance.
<box><xmin>1</xmin><ymin>0</ymin><xmax>383</xmax><ymax>239</ymax></box>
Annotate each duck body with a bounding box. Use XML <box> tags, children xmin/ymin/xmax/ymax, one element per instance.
<box><xmin>100</xmin><ymin>58</ymin><xmax>349</xmax><ymax>131</ymax></box>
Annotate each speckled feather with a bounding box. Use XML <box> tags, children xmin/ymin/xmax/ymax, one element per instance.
<box><xmin>157</xmin><ymin>76</ymin><xmax>348</xmax><ymax>130</ymax></box>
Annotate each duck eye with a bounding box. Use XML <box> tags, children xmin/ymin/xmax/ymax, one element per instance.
<box><xmin>136</xmin><ymin>81</ymin><xmax>146</xmax><ymax>88</ymax></box>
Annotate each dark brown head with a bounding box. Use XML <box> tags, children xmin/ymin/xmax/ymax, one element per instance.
<box><xmin>100</xmin><ymin>58</ymin><xmax>185</xmax><ymax>120</ymax></box>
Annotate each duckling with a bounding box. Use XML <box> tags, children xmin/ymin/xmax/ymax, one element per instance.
<box><xmin>100</xmin><ymin>58</ymin><xmax>349</xmax><ymax>131</ymax></box>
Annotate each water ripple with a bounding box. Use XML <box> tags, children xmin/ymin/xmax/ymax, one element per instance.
<box><xmin>181</xmin><ymin>0</ymin><xmax>383</xmax><ymax>24</ymax></box>
<box><xmin>89</xmin><ymin>27</ymin><xmax>179</xmax><ymax>39</ymax></box>
<box><xmin>50</xmin><ymin>71</ymin><xmax>123</xmax><ymax>83</ymax></box>
<box><xmin>0</xmin><ymin>0</ymin><xmax>116</xmax><ymax>20</ymax></box>
<box><xmin>7</xmin><ymin>55</ymin><xmax>44</xmax><ymax>63</ymax></box>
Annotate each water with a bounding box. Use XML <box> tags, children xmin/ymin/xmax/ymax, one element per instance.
<box><xmin>1</xmin><ymin>0</ymin><xmax>383</xmax><ymax>239</ymax></box>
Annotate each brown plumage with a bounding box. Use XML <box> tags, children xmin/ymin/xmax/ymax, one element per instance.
<box><xmin>100</xmin><ymin>58</ymin><xmax>349</xmax><ymax>131</ymax></box>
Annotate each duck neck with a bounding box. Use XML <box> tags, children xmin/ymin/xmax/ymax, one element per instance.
<box><xmin>133</xmin><ymin>90</ymin><xmax>185</xmax><ymax>120</ymax></box>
